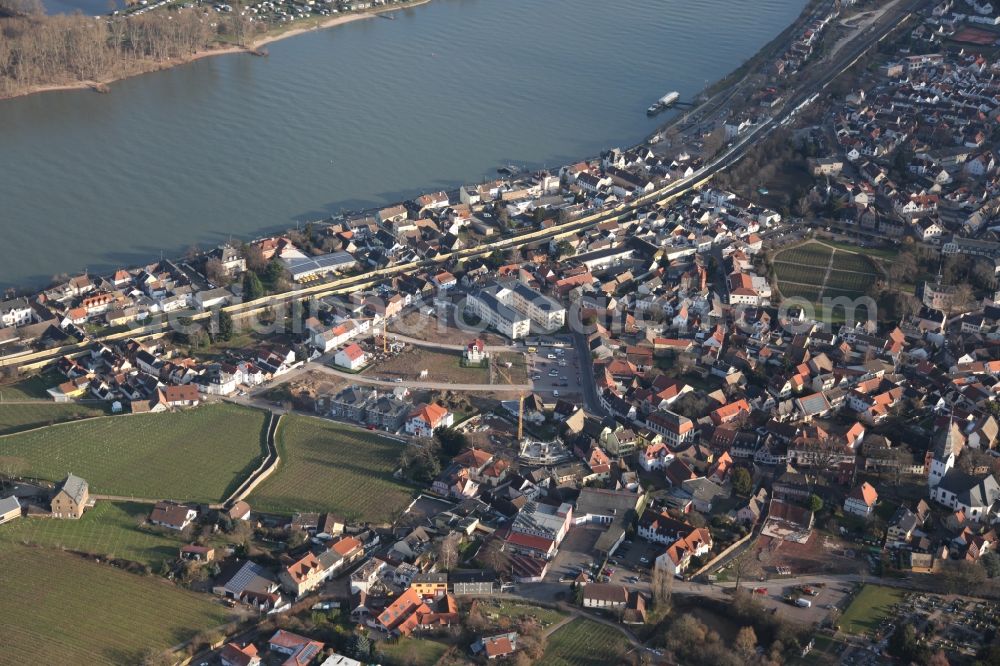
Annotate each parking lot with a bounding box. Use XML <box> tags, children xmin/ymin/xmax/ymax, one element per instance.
<box><xmin>526</xmin><ymin>346</ymin><xmax>579</xmax><ymax>400</ymax></box>
<box><xmin>546</xmin><ymin>525</ymin><xmax>604</xmax><ymax>584</ymax></box>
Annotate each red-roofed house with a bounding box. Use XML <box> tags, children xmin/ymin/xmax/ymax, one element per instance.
<box><xmin>405</xmin><ymin>403</ymin><xmax>454</xmax><ymax>437</ymax></box>
<box><xmin>710</xmin><ymin>399</ymin><xmax>750</xmax><ymax>426</ymax></box>
<box><xmin>279</xmin><ymin>552</ymin><xmax>334</xmax><ymax>598</ymax></box>
<box><xmin>376</xmin><ymin>587</ymin><xmax>459</xmax><ymax>636</ymax></box>
<box><xmin>162</xmin><ymin>384</ymin><xmax>200</xmax><ymax>408</ymax></box>
<box><xmin>465</xmin><ymin>338</ymin><xmax>487</xmax><ymax>363</ymax></box>
<box><xmin>268</xmin><ymin>630</ymin><xmax>324</xmax><ymax>666</ymax></box>
<box><xmin>433</xmin><ymin>271</ymin><xmax>457</xmax><ymax>290</ymax></box>
<box><xmin>639</xmin><ymin>441</ymin><xmax>673</xmax><ymax>471</ymax></box>
<box><xmin>334</xmin><ymin>343</ymin><xmax>367</xmax><ymax>371</ymax></box>
<box><xmin>220</xmin><ymin>642</ymin><xmax>261</xmax><ymax>666</ymax></box>
<box><xmin>844</xmin><ymin>482</ymin><xmax>878</xmax><ymax>518</ymax></box>
<box><xmin>478</xmin><ymin>632</ymin><xmax>518</xmax><ymax>659</ymax></box>
<box><xmin>655</xmin><ymin>527</ymin><xmax>713</xmax><ymax>578</ymax></box>
<box><xmin>330</xmin><ymin>535</ymin><xmax>364</xmax><ymax>565</ymax></box>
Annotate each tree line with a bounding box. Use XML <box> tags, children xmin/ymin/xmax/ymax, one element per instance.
<box><xmin>0</xmin><ymin>7</ymin><xmax>253</xmax><ymax>98</ymax></box>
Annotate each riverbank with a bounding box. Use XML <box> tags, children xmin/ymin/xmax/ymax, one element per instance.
<box><xmin>0</xmin><ymin>0</ymin><xmax>431</xmax><ymax>101</ymax></box>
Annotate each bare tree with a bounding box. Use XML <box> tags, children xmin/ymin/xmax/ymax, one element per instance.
<box><xmin>650</xmin><ymin>563</ymin><xmax>673</xmax><ymax>609</ymax></box>
<box><xmin>434</xmin><ymin>532</ymin><xmax>460</xmax><ymax>571</ymax></box>
<box><xmin>204</xmin><ymin>257</ymin><xmax>228</xmax><ymax>285</ymax></box>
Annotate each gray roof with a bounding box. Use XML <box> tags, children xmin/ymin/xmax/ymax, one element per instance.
<box><xmin>510</xmin><ymin>283</ymin><xmax>563</xmax><ymax>313</ymax></box>
<box><xmin>220</xmin><ymin>560</ymin><xmax>276</xmax><ymax>595</ymax></box>
<box><xmin>57</xmin><ymin>473</ymin><xmax>88</xmax><ymax>504</ymax></box>
<box><xmin>0</xmin><ymin>297</ymin><xmax>30</xmax><ymax>312</ymax></box>
<box><xmin>470</xmin><ymin>288</ymin><xmax>527</xmax><ymax>325</ymax></box>
<box><xmin>575</xmin><ymin>488</ymin><xmax>642</xmax><ymax>516</ymax></box>
<box><xmin>282</xmin><ymin>252</ymin><xmax>356</xmax><ymax>275</ymax></box>
<box><xmin>0</xmin><ymin>495</ymin><xmax>21</xmax><ymax>515</ymax></box>
<box><xmin>939</xmin><ymin>471</ymin><xmax>1000</xmax><ymax>507</ymax></box>
<box><xmin>681</xmin><ymin>477</ymin><xmax>730</xmax><ymax>502</ymax></box>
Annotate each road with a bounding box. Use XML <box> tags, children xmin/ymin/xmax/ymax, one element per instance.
<box><xmin>573</xmin><ymin>331</ymin><xmax>608</xmax><ymax>417</ymax></box>
<box><xmin>380</xmin><ymin>331</ymin><xmax>513</xmax><ymax>353</ymax></box>
<box><xmin>312</xmin><ymin>362</ymin><xmax>532</xmax><ymax>392</ymax></box>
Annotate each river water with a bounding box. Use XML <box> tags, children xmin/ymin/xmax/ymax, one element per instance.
<box><xmin>0</xmin><ymin>0</ymin><xmax>805</xmax><ymax>289</ymax></box>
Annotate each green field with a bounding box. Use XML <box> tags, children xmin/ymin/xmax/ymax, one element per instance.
<box><xmin>0</xmin><ymin>403</ymin><xmax>268</xmax><ymax>503</ymax></box>
<box><xmin>376</xmin><ymin>637</ymin><xmax>450</xmax><ymax>665</ymax></box>
<box><xmin>772</xmin><ymin>242</ymin><xmax>878</xmax><ymax>305</ymax></box>
<box><xmin>249</xmin><ymin>415</ymin><xmax>415</xmax><ymax>523</ymax></box>
<box><xmin>0</xmin><ymin>373</ymin><xmax>62</xmax><ymax>400</ymax></box>
<box><xmin>819</xmin><ymin>238</ymin><xmax>900</xmax><ymax>260</ymax></box>
<box><xmin>0</xmin><ymin>501</ymin><xmax>189</xmax><ymax>567</ymax></box>
<box><xmin>489</xmin><ymin>602</ymin><xmax>567</xmax><ymax>627</ymax></box>
<box><xmin>0</xmin><ymin>541</ymin><xmax>229</xmax><ymax>664</ymax></box>
<box><xmin>543</xmin><ymin>618</ymin><xmax>630</xmax><ymax>666</ymax></box>
<box><xmin>839</xmin><ymin>585</ymin><xmax>905</xmax><ymax>635</ymax></box>
<box><xmin>0</xmin><ymin>402</ymin><xmax>107</xmax><ymax>435</ymax></box>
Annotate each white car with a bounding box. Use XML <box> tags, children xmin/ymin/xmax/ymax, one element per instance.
<box><xmin>553</xmin><ymin>390</ymin><xmax>560</xmax><ymax>397</ymax></box>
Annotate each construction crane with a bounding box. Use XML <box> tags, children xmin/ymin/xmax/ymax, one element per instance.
<box><xmin>517</xmin><ymin>393</ymin><xmax>525</xmax><ymax>441</ymax></box>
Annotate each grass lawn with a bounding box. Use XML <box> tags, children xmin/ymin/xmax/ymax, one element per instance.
<box><xmin>839</xmin><ymin>585</ymin><xmax>905</xmax><ymax>635</ymax></box>
<box><xmin>249</xmin><ymin>415</ymin><xmax>415</xmax><ymax>523</ymax></box>
<box><xmin>376</xmin><ymin>637</ymin><xmax>450</xmax><ymax>666</ymax></box>
<box><xmin>0</xmin><ymin>372</ymin><xmax>63</xmax><ymax>400</ymax></box>
<box><xmin>0</xmin><ymin>403</ymin><xmax>268</xmax><ymax>503</ymax></box>
<box><xmin>0</xmin><ymin>501</ymin><xmax>188</xmax><ymax>567</ymax></box>
<box><xmin>543</xmin><ymin>618</ymin><xmax>630</xmax><ymax>666</ymax></box>
<box><xmin>0</xmin><ymin>541</ymin><xmax>230</xmax><ymax>665</ymax></box>
<box><xmin>487</xmin><ymin>601</ymin><xmax>567</xmax><ymax>628</ymax></box>
<box><xmin>0</xmin><ymin>402</ymin><xmax>107</xmax><ymax>435</ymax></box>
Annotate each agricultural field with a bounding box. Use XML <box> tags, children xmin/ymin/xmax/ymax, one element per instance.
<box><xmin>840</xmin><ymin>585</ymin><xmax>905</xmax><ymax>635</ymax></box>
<box><xmin>249</xmin><ymin>415</ymin><xmax>415</xmax><ymax>523</ymax></box>
<box><xmin>543</xmin><ymin>618</ymin><xmax>631</xmax><ymax>666</ymax></box>
<box><xmin>0</xmin><ymin>501</ymin><xmax>188</xmax><ymax>568</ymax></box>
<box><xmin>772</xmin><ymin>241</ymin><xmax>879</xmax><ymax>305</ymax></box>
<box><xmin>0</xmin><ymin>541</ymin><xmax>230</xmax><ymax>665</ymax></box>
<box><xmin>0</xmin><ymin>402</ymin><xmax>106</xmax><ymax>435</ymax></box>
<box><xmin>0</xmin><ymin>403</ymin><xmax>268</xmax><ymax>503</ymax></box>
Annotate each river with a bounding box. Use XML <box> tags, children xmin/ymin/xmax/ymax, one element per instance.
<box><xmin>0</xmin><ymin>0</ymin><xmax>806</xmax><ymax>289</ymax></box>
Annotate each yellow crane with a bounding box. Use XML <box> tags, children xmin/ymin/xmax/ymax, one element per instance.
<box><xmin>517</xmin><ymin>392</ymin><xmax>525</xmax><ymax>441</ymax></box>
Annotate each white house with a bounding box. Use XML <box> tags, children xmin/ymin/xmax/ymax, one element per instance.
<box><xmin>843</xmin><ymin>482</ymin><xmax>878</xmax><ymax>518</ymax></box>
<box><xmin>405</xmin><ymin>403</ymin><xmax>454</xmax><ymax>437</ymax></box>
<box><xmin>638</xmin><ymin>442</ymin><xmax>673</xmax><ymax>471</ymax></box>
<box><xmin>334</xmin><ymin>343</ymin><xmax>367</xmax><ymax>371</ymax></box>
<box><xmin>930</xmin><ymin>471</ymin><xmax>1000</xmax><ymax>522</ymax></box>
<box><xmin>465</xmin><ymin>339</ymin><xmax>488</xmax><ymax>364</ymax></box>
<box><xmin>0</xmin><ymin>298</ymin><xmax>33</xmax><ymax>328</ymax></box>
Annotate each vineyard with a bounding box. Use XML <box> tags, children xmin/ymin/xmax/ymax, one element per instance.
<box><xmin>0</xmin><ymin>402</ymin><xmax>106</xmax><ymax>435</ymax></box>
<box><xmin>543</xmin><ymin>618</ymin><xmax>631</xmax><ymax>666</ymax></box>
<box><xmin>0</xmin><ymin>403</ymin><xmax>268</xmax><ymax>503</ymax></box>
<box><xmin>772</xmin><ymin>241</ymin><xmax>879</xmax><ymax>306</ymax></box>
<box><xmin>0</xmin><ymin>542</ymin><xmax>228</xmax><ymax>665</ymax></box>
<box><xmin>249</xmin><ymin>415</ymin><xmax>415</xmax><ymax>523</ymax></box>
<box><xmin>0</xmin><ymin>501</ymin><xmax>187</xmax><ymax>568</ymax></box>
